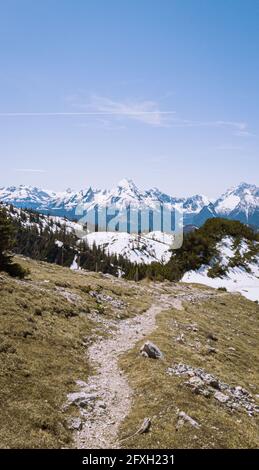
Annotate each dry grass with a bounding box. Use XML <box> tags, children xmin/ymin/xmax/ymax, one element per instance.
<box><xmin>119</xmin><ymin>293</ymin><xmax>259</xmax><ymax>448</ymax></box>
<box><xmin>0</xmin><ymin>256</ymin><xmax>151</xmax><ymax>448</ymax></box>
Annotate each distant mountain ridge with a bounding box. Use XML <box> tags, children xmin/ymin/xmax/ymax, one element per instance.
<box><xmin>0</xmin><ymin>179</ymin><xmax>259</xmax><ymax>227</ymax></box>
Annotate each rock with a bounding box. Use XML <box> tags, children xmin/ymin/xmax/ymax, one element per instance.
<box><xmin>200</xmin><ymin>389</ymin><xmax>211</xmax><ymax>398</ymax></box>
<box><xmin>214</xmin><ymin>391</ymin><xmax>229</xmax><ymax>403</ymax></box>
<box><xmin>139</xmin><ymin>417</ymin><xmax>151</xmax><ymax>434</ymax></box>
<box><xmin>140</xmin><ymin>351</ymin><xmax>149</xmax><ymax>358</ymax></box>
<box><xmin>89</xmin><ymin>291</ymin><xmax>125</xmax><ymax>308</ymax></box>
<box><xmin>67</xmin><ymin>391</ymin><xmax>98</xmax><ymax>408</ymax></box>
<box><xmin>140</xmin><ymin>341</ymin><xmax>163</xmax><ymax>359</ymax></box>
<box><xmin>67</xmin><ymin>417</ymin><xmax>82</xmax><ymax>431</ymax></box>
<box><xmin>207</xmin><ymin>333</ymin><xmax>218</xmax><ymax>341</ymax></box>
<box><xmin>99</xmin><ymin>402</ymin><xmax>107</xmax><ymax>409</ymax></box>
<box><xmin>76</xmin><ymin>380</ymin><xmax>88</xmax><ymax>388</ymax></box>
<box><xmin>208</xmin><ymin>379</ymin><xmax>220</xmax><ymax>389</ymax></box>
<box><xmin>177</xmin><ymin>411</ymin><xmax>200</xmax><ymax>429</ymax></box>
<box><xmin>176</xmin><ymin>333</ymin><xmax>185</xmax><ymax>344</ymax></box>
<box><xmin>206</xmin><ymin>347</ymin><xmax>217</xmax><ymax>354</ymax></box>
<box><xmin>168</xmin><ymin>363</ymin><xmax>258</xmax><ymax>416</ymax></box>
<box><xmin>232</xmin><ymin>386</ymin><xmax>249</xmax><ymax>398</ymax></box>
<box><xmin>234</xmin><ymin>386</ymin><xmax>248</xmax><ymax>394</ymax></box>
<box><xmin>188</xmin><ymin>376</ymin><xmax>204</xmax><ymax>388</ymax></box>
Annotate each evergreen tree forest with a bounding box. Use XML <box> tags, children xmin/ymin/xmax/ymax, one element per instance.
<box><xmin>1</xmin><ymin>204</ymin><xmax>258</xmax><ymax>282</ymax></box>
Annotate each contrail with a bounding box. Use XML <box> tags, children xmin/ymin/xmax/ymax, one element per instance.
<box><xmin>0</xmin><ymin>111</ymin><xmax>175</xmax><ymax>117</ymax></box>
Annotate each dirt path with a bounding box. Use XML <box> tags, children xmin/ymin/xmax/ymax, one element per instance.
<box><xmin>73</xmin><ymin>286</ymin><xmax>221</xmax><ymax>449</ymax></box>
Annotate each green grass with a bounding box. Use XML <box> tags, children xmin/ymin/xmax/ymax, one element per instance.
<box><xmin>119</xmin><ymin>293</ymin><xmax>259</xmax><ymax>448</ymax></box>
<box><xmin>0</xmin><ymin>256</ymin><xmax>151</xmax><ymax>448</ymax></box>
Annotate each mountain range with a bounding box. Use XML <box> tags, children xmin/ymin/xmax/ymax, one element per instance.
<box><xmin>0</xmin><ymin>179</ymin><xmax>259</xmax><ymax>227</ymax></box>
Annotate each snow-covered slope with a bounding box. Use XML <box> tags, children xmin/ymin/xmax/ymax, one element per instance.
<box><xmin>84</xmin><ymin>230</ymin><xmax>174</xmax><ymax>264</ymax></box>
<box><xmin>182</xmin><ymin>236</ymin><xmax>259</xmax><ymax>301</ymax></box>
<box><xmin>4</xmin><ymin>204</ymin><xmax>83</xmax><ymax>235</ymax></box>
<box><xmin>2</xmin><ymin>204</ymin><xmax>173</xmax><ymax>265</ymax></box>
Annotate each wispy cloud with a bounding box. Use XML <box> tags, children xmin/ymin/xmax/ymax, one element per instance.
<box><xmin>76</xmin><ymin>94</ymin><xmax>175</xmax><ymax>127</ymax></box>
<box><xmin>166</xmin><ymin>117</ymin><xmax>248</xmax><ymax>131</ymax></box>
<box><xmin>14</xmin><ymin>168</ymin><xmax>46</xmax><ymax>173</ymax></box>
<box><xmin>70</xmin><ymin>94</ymin><xmax>253</xmax><ymax>134</ymax></box>
<box><xmin>0</xmin><ymin>96</ymin><xmax>175</xmax><ymax>127</ymax></box>
<box><xmin>1</xmin><ymin>94</ymin><xmax>254</xmax><ymax>136</ymax></box>
<box><xmin>234</xmin><ymin>129</ymin><xmax>256</xmax><ymax>137</ymax></box>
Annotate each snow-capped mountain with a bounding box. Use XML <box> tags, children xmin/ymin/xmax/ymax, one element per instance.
<box><xmin>214</xmin><ymin>182</ymin><xmax>259</xmax><ymax>226</ymax></box>
<box><xmin>0</xmin><ymin>179</ymin><xmax>259</xmax><ymax>227</ymax></box>
<box><xmin>0</xmin><ymin>178</ymin><xmax>210</xmax><ymax>223</ymax></box>
<box><xmin>0</xmin><ymin>185</ymin><xmax>55</xmax><ymax>210</ymax></box>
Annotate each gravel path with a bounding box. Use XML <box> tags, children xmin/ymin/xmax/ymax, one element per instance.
<box><xmin>73</xmin><ymin>286</ymin><xmax>221</xmax><ymax>449</ymax></box>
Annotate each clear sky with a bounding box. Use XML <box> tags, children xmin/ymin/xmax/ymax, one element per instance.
<box><xmin>0</xmin><ymin>0</ymin><xmax>258</xmax><ymax>197</ymax></box>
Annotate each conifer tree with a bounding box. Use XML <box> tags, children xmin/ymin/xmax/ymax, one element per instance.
<box><xmin>0</xmin><ymin>206</ymin><xmax>27</xmax><ymax>278</ymax></box>
<box><xmin>0</xmin><ymin>206</ymin><xmax>14</xmax><ymax>267</ymax></box>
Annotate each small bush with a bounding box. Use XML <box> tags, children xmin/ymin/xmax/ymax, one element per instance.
<box><xmin>208</xmin><ymin>263</ymin><xmax>227</xmax><ymax>278</ymax></box>
<box><xmin>5</xmin><ymin>262</ymin><xmax>29</xmax><ymax>279</ymax></box>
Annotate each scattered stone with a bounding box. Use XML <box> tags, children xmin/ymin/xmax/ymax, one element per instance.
<box><xmin>138</xmin><ymin>417</ymin><xmax>151</xmax><ymax>434</ymax></box>
<box><xmin>176</xmin><ymin>333</ymin><xmax>185</xmax><ymax>344</ymax></box>
<box><xmin>89</xmin><ymin>291</ymin><xmax>125</xmax><ymax>309</ymax></box>
<box><xmin>206</xmin><ymin>347</ymin><xmax>217</xmax><ymax>354</ymax></box>
<box><xmin>167</xmin><ymin>363</ymin><xmax>259</xmax><ymax>416</ymax></box>
<box><xmin>228</xmin><ymin>347</ymin><xmax>236</xmax><ymax>351</ymax></box>
<box><xmin>208</xmin><ymin>379</ymin><xmax>220</xmax><ymax>389</ymax></box>
<box><xmin>99</xmin><ymin>402</ymin><xmax>107</xmax><ymax>409</ymax></box>
<box><xmin>67</xmin><ymin>391</ymin><xmax>98</xmax><ymax>408</ymax></box>
<box><xmin>76</xmin><ymin>380</ymin><xmax>88</xmax><ymax>388</ymax></box>
<box><xmin>177</xmin><ymin>411</ymin><xmax>200</xmax><ymax>429</ymax></box>
<box><xmin>67</xmin><ymin>417</ymin><xmax>82</xmax><ymax>431</ymax></box>
<box><xmin>56</xmin><ymin>287</ymin><xmax>81</xmax><ymax>304</ymax></box>
<box><xmin>186</xmin><ymin>323</ymin><xmax>198</xmax><ymax>332</ymax></box>
<box><xmin>188</xmin><ymin>376</ymin><xmax>204</xmax><ymax>388</ymax></box>
<box><xmin>200</xmin><ymin>389</ymin><xmax>211</xmax><ymax>398</ymax></box>
<box><xmin>140</xmin><ymin>341</ymin><xmax>163</xmax><ymax>359</ymax></box>
<box><xmin>207</xmin><ymin>333</ymin><xmax>218</xmax><ymax>341</ymax></box>
<box><xmin>214</xmin><ymin>391</ymin><xmax>230</xmax><ymax>403</ymax></box>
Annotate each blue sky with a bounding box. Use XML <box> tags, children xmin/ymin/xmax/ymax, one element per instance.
<box><xmin>0</xmin><ymin>0</ymin><xmax>258</xmax><ymax>197</ymax></box>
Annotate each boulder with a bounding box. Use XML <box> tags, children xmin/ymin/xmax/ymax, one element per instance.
<box><xmin>140</xmin><ymin>341</ymin><xmax>163</xmax><ymax>359</ymax></box>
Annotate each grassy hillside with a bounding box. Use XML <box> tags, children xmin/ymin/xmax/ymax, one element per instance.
<box><xmin>119</xmin><ymin>292</ymin><xmax>259</xmax><ymax>448</ymax></box>
<box><xmin>0</xmin><ymin>256</ymin><xmax>151</xmax><ymax>448</ymax></box>
<box><xmin>1</xmin><ymin>254</ymin><xmax>258</xmax><ymax>449</ymax></box>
